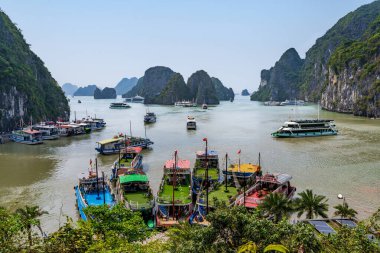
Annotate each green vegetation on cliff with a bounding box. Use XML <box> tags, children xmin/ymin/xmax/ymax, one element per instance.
<box><xmin>152</xmin><ymin>73</ymin><xmax>191</xmax><ymax>105</ymax></box>
<box><xmin>211</xmin><ymin>77</ymin><xmax>234</xmax><ymax>101</ymax></box>
<box><xmin>187</xmin><ymin>70</ymin><xmax>220</xmax><ymax>105</ymax></box>
<box><xmin>0</xmin><ymin>10</ymin><xmax>69</xmax><ymax>131</ymax></box>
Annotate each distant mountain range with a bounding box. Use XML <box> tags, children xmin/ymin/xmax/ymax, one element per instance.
<box><xmin>73</xmin><ymin>85</ymin><xmax>98</xmax><ymax>96</ymax></box>
<box><xmin>114</xmin><ymin>77</ymin><xmax>138</xmax><ymax>95</ymax></box>
<box><xmin>62</xmin><ymin>83</ymin><xmax>78</xmax><ymax>96</ymax></box>
<box><xmin>251</xmin><ymin>1</ymin><xmax>380</xmax><ymax>117</ymax></box>
<box><xmin>123</xmin><ymin>66</ymin><xmax>234</xmax><ymax>105</ymax></box>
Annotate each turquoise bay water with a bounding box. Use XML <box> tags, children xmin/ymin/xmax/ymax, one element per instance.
<box><xmin>0</xmin><ymin>95</ymin><xmax>379</xmax><ymax>231</ymax></box>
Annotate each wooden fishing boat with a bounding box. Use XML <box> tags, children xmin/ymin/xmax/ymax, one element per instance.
<box><xmin>115</xmin><ymin>172</ymin><xmax>155</xmax><ymax>228</ymax></box>
<box><xmin>32</xmin><ymin>124</ymin><xmax>60</xmax><ymax>140</ymax></box>
<box><xmin>74</xmin><ymin>159</ymin><xmax>115</xmax><ymax>221</ymax></box>
<box><xmin>96</xmin><ymin>134</ymin><xmax>154</xmax><ymax>155</ymax></box>
<box><xmin>234</xmin><ymin>173</ymin><xmax>296</xmax><ymax>209</ymax></box>
<box><xmin>156</xmin><ymin>151</ymin><xmax>193</xmax><ymax>228</ymax></box>
<box><xmin>111</xmin><ymin>147</ymin><xmax>143</xmax><ymax>182</ymax></box>
<box><xmin>10</xmin><ymin>129</ymin><xmax>43</xmax><ymax>145</ymax></box>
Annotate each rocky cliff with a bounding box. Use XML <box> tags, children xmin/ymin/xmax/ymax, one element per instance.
<box><xmin>152</xmin><ymin>73</ymin><xmax>191</xmax><ymax>105</ymax></box>
<box><xmin>251</xmin><ymin>1</ymin><xmax>380</xmax><ymax>117</ymax></box>
<box><xmin>321</xmin><ymin>15</ymin><xmax>380</xmax><ymax>117</ymax></box>
<box><xmin>212</xmin><ymin>77</ymin><xmax>235</xmax><ymax>101</ymax></box>
<box><xmin>73</xmin><ymin>85</ymin><xmax>97</xmax><ymax>96</ymax></box>
<box><xmin>187</xmin><ymin>70</ymin><xmax>219</xmax><ymax>105</ymax></box>
<box><xmin>241</xmin><ymin>89</ymin><xmax>250</xmax><ymax>96</ymax></box>
<box><xmin>114</xmin><ymin>77</ymin><xmax>138</xmax><ymax>95</ymax></box>
<box><xmin>123</xmin><ymin>66</ymin><xmax>175</xmax><ymax>103</ymax></box>
<box><xmin>0</xmin><ymin>10</ymin><xmax>69</xmax><ymax>132</ymax></box>
<box><xmin>251</xmin><ymin>48</ymin><xmax>304</xmax><ymax>101</ymax></box>
<box><xmin>94</xmin><ymin>87</ymin><xmax>117</xmax><ymax>99</ymax></box>
<box><xmin>61</xmin><ymin>83</ymin><xmax>78</xmax><ymax>96</ymax></box>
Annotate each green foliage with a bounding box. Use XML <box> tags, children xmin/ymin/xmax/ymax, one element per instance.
<box><xmin>334</xmin><ymin>201</ymin><xmax>358</xmax><ymax>219</ymax></box>
<box><xmin>259</xmin><ymin>192</ymin><xmax>293</xmax><ymax>223</ymax></box>
<box><xmin>83</xmin><ymin>203</ymin><xmax>150</xmax><ymax>242</ymax></box>
<box><xmin>294</xmin><ymin>189</ymin><xmax>329</xmax><ymax>219</ymax></box>
<box><xmin>0</xmin><ymin>10</ymin><xmax>69</xmax><ymax>131</ymax></box>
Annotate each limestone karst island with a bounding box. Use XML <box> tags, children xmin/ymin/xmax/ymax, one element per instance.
<box><xmin>0</xmin><ymin>1</ymin><xmax>379</xmax><ymax>252</ymax></box>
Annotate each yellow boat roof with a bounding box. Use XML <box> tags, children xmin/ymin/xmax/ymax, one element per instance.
<box><xmin>97</xmin><ymin>137</ymin><xmax>124</xmax><ymax>145</ymax></box>
<box><xmin>228</xmin><ymin>163</ymin><xmax>260</xmax><ymax>173</ymax></box>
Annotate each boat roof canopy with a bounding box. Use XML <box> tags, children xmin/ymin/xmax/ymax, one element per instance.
<box><xmin>196</xmin><ymin>150</ymin><xmax>218</xmax><ymax>157</ymax></box>
<box><xmin>259</xmin><ymin>173</ymin><xmax>292</xmax><ymax>184</ymax></box>
<box><xmin>165</xmin><ymin>159</ymin><xmax>190</xmax><ymax>169</ymax></box>
<box><xmin>97</xmin><ymin>137</ymin><xmax>123</xmax><ymax>145</ymax></box>
<box><xmin>119</xmin><ymin>174</ymin><xmax>148</xmax><ymax>184</ymax></box>
<box><xmin>228</xmin><ymin>163</ymin><xmax>260</xmax><ymax>173</ymax></box>
<box><xmin>121</xmin><ymin>146</ymin><xmax>142</xmax><ymax>154</ymax></box>
<box><xmin>23</xmin><ymin>129</ymin><xmax>40</xmax><ymax>134</ymax></box>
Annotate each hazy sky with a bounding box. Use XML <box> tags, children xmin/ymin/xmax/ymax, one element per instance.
<box><xmin>0</xmin><ymin>0</ymin><xmax>374</xmax><ymax>92</ymax></box>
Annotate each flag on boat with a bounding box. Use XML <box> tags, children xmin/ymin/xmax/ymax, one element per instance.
<box><xmin>90</xmin><ymin>159</ymin><xmax>92</xmax><ymax>165</ymax></box>
<box><xmin>203</xmin><ymin>137</ymin><xmax>207</xmax><ymax>142</ymax></box>
<box><xmin>237</xmin><ymin>149</ymin><xmax>241</xmax><ymax>154</ymax></box>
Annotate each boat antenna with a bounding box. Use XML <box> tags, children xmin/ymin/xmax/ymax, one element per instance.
<box><xmin>203</xmin><ymin>138</ymin><xmax>209</xmax><ymax>215</ymax></box>
<box><xmin>118</xmin><ymin>147</ymin><xmax>121</xmax><ymax>172</ymax></box>
<box><xmin>225</xmin><ymin>153</ymin><xmax>228</xmax><ymax>192</ymax></box>
<box><xmin>129</xmin><ymin>120</ymin><xmax>132</xmax><ymax>137</ymax></box>
<box><xmin>144</xmin><ymin>123</ymin><xmax>147</xmax><ymax>139</ymax></box>
<box><xmin>96</xmin><ymin>158</ymin><xmax>101</xmax><ymax>200</ymax></box>
<box><xmin>102</xmin><ymin>171</ymin><xmax>106</xmax><ymax>205</ymax></box>
<box><xmin>318</xmin><ymin>101</ymin><xmax>320</xmax><ymax>120</ymax></box>
<box><xmin>74</xmin><ymin>111</ymin><xmax>77</xmax><ymax>123</ymax></box>
<box><xmin>172</xmin><ymin>150</ymin><xmax>177</xmax><ymax>220</ymax></box>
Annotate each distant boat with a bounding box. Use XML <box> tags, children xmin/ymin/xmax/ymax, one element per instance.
<box><xmin>202</xmin><ymin>104</ymin><xmax>208</xmax><ymax>109</ymax></box>
<box><xmin>271</xmin><ymin>119</ymin><xmax>338</xmax><ymax>138</ymax></box>
<box><xmin>187</xmin><ymin>116</ymin><xmax>196</xmax><ymax>130</ymax></box>
<box><xmin>78</xmin><ymin>100</ymin><xmax>81</xmax><ymax>103</ymax></box>
<box><xmin>175</xmin><ymin>101</ymin><xmax>197</xmax><ymax>107</ymax></box>
<box><xmin>264</xmin><ymin>101</ymin><xmax>281</xmax><ymax>106</ymax></box>
<box><xmin>144</xmin><ymin>112</ymin><xmax>156</xmax><ymax>123</ymax></box>
<box><xmin>74</xmin><ymin>160</ymin><xmax>115</xmax><ymax>221</ymax></box>
<box><xmin>280</xmin><ymin>99</ymin><xmax>305</xmax><ymax>106</ymax></box>
<box><xmin>10</xmin><ymin>129</ymin><xmax>43</xmax><ymax>145</ymax></box>
<box><xmin>32</xmin><ymin>124</ymin><xmax>60</xmax><ymax>140</ymax></box>
<box><xmin>125</xmin><ymin>95</ymin><xmax>145</xmax><ymax>103</ymax></box>
<box><xmin>96</xmin><ymin>134</ymin><xmax>154</xmax><ymax>155</ymax></box>
<box><xmin>109</xmin><ymin>102</ymin><xmax>131</xmax><ymax>109</ymax></box>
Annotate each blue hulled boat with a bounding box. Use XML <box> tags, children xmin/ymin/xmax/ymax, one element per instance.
<box><xmin>74</xmin><ymin>167</ymin><xmax>115</xmax><ymax>221</ymax></box>
<box><xmin>10</xmin><ymin>129</ymin><xmax>43</xmax><ymax>145</ymax></box>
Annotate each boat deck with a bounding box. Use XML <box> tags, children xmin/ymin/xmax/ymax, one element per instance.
<box><xmin>193</xmin><ymin>168</ymin><xmax>219</xmax><ymax>180</ymax></box>
<box><xmin>124</xmin><ymin>192</ymin><xmax>153</xmax><ymax>209</ymax></box>
<box><xmin>157</xmin><ymin>182</ymin><xmax>192</xmax><ymax>205</ymax></box>
<box><xmin>207</xmin><ymin>186</ymin><xmax>238</xmax><ymax>206</ymax></box>
<box><xmin>85</xmin><ymin>191</ymin><xmax>115</xmax><ymax>206</ymax></box>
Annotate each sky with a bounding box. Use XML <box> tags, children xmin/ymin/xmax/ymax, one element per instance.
<box><xmin>0</xmin><ymin>0</ymin><xmax>375</xmax><ymax>92</ymax></box>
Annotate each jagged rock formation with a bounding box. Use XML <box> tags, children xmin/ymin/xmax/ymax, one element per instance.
<box><xmin>152</xmin><ymin>73</ymin><xmax>191</xmax><ymax>105</ymax></box>
<box><xmin>322</xmin><ymin>15</ymin><xmax>380</xmax><ymax>117</ymax></box>
<box><xmin>61</xmin><ymin>83</ymin><xmax>78</xmax><ymax>96</ymax></box>
<box><xmin>251</xmin><ymin>48</ymin><xmax>304</xmax><ymax>101</ymax></box>
<box><xmin>94</xmin><ymin>87</ymin><xmax>117</xmax><ymax>99</ymax></box>
<box><xmin>123</xmin><ymin>66</ymin><xmax>175</xmax><ymax>103</ymax></box>
<box><xmin>114</xmin><ymin>77</ymin><xmax>138</xmax><ymax>95</ymax></box>
<box><xmin>241</xmin><ymin>89</ymin><xmax>250</xmax><ymax>96</ymax></box>
<box><xmin>212</xmin><ymin>77</ymin><xmax>235</xmax><ymax>101</ymax></box>
<box><xmin>187</xmin><ymin>70</ymin><xmax>220</xmax><ymax>105</ymax></box>
<box><xmin>73</xmin><ymin>85</ymin><xmax>97</xmax><ymax>96</ymax></box>
<box><xmin>251</xmin><ymin>1</ymin><xmax>380</xmax><ymax>117</ymax></box>
<box><xmin>0</xmin><ymin>10</ymin><xmax>69</xmax><ymax>132</ymax></box>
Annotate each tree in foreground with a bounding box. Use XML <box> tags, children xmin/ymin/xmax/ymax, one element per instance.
<box><xmin>333</xmin><ymin>201</ymin><xmax>358</xmax><ymax>219</ymax></box>
<box><xmin>15</xmin><ymin>205</ymin><xmax>48</xmax><ymax>249</ymax></box>
<box><xmin>259</xmin><ymin>192</ymin><xmax>293</xmax><ymax>223</ymax></box>
<box><xmin>294</xmin><ymin>189</ymin><xmax>329</xmax><ymax>219</ymax></box>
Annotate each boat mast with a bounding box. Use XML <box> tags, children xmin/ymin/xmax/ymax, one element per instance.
<box><xmin>129</xmin><ymin>120</ymin><xmax>132</xmax><ymax>137</ymax></box>
<box><xmin>172</xmin><ymin>150</ymin><xmax>177</xmax><ymax>220</ymax></box>
<box><xmin>96</xmin><ymin>158</ymin><xmax>100</xmax><ymax>200</ymax></box>
<box><xmin>204</xmin><ymin>138</ymin><xmax>209</xmax><ymax>214</ymax></box>
<box><xmin>318</xmin><ymin>101</ymin><xmax>320</xmax><ymax>120</ymax></box>
<box><xmin>102</xmin><ymin>171</ymin><xmax>106</xmax><ymax>205</ymax></box>
<box><xmin>225</xmin><ymin>153</ymin><xmax>228</xmax><ymax>192</ymax></box>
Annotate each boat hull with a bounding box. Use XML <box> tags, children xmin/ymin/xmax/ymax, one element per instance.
<box><xmin>272</xmin><ymin>131</ymin><xmax>338</xmax><ymax>138</ymax></box>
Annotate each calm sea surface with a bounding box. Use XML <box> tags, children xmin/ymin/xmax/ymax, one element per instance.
<box><xmin>0</xmin><ymin>95</ymin><xmax>379</xmax><ymax>232</ymax></box>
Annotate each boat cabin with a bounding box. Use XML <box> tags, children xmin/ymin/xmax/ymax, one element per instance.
<box><xmin>187</xmin><ymin>116</ymin><xmax>196</xmax><ymax>130</ymax></box>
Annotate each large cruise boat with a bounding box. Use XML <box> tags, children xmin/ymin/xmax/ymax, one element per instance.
<box><xmin>271</xmin><ymin>119</ymin><xmax>338</xmax><ymax>138</ymax></box>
